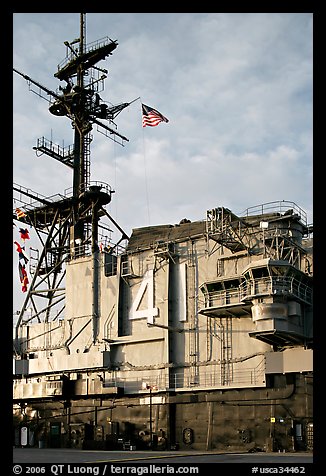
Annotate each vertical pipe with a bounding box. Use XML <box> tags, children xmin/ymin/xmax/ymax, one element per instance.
<box><xmin>78</xmin><ymin>13</ymin><xmax>86</xmax><ymax>198</ymax></box>
<box><xmin>92</xmin><ymin>200</ymin><xmax>100</xmax><ymax>343</ymax></box>
<box><xmin>72</xmin><ymin>13</ymin><xmax>87</xmax><ymax>244</ymax></box>
<box><xmin>92</xmin><ymin>249</ymin><xmax>99</xmax><ymax>343</ymax></box>
<box><xmin>149</xmin><ymin>387</ymin><xmax>153</xmax><ymax>448</ymax></box>
<box><xmin>206</xmin><ymin>401</ymin><xmax>213</xmax><ymax>450</ymax></box>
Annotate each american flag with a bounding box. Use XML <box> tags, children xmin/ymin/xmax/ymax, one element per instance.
<box><xmin>142</xmin><ymin>104</ymin><xmax>169</xmax><ymax>127</ymax></box>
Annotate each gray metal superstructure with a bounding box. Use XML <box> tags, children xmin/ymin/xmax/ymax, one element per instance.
<box><xmin>13</xmin><ymin>15</ymin><xmax>313</xmax><ymax>452</ymax></box>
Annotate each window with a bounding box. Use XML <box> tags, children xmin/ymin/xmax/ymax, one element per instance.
<box><xmin>104</xmin><ymin>253</ymin><xmax>117</xmax><ymax>276</ymax></box>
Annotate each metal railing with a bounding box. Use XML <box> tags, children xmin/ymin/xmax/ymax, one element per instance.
<box><xmin>13</xmin><ymin>183</ymin><xmax>66</xmax><ymax>213</ymax></box>
<box><xmin>201</xmin><ymin>275</ymin><xmax>312</xmax><ymax>309</ymax></box>
<box><xmin>63</xmin><ymin>180</ymin><xmax>112</xmax><ymax>198</ymax></box>
<box><xmin>103</xmin><ymin>358</ymin><xmax>266</xmax><ymax>394</ymax></box>
<box><xmin>57</xmin><ymin>36</ymin><xmax>114</xmax><ymax>72</ymax></box>
<box><xmin>239</xmin><ymin>200</ymin><xmax>307</xmax><ymax>226</ymax></box>
<box><xmin>240</xmin><ymin>276</ymin><xmax>312</xmax><ymax>304</ymax></box>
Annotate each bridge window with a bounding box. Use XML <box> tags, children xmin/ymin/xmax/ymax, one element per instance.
<box><xmin>252</xmin><ymin>267</ymin><xmax>269</xmax><ymax>279</ymax></box>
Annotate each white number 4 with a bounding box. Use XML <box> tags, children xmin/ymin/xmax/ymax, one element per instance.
<box><xmin>129</xmin><ymin>270</ymin><xmax>159</xmax><ymax>324</ymax></box>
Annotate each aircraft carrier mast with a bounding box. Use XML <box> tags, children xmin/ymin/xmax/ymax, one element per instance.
<box><xmin>13</xmin><ymin>13</ymin><xmax>130</xmax><ymax>344</ymax></box>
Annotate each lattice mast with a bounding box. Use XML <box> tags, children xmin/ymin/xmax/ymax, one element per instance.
<box><xmin>13</xmin><ymin>13</ymin><xmax>131</xmax><ymax>338</ymax></box>
<box><xmin>74</xmin><ymin>12</ymin><xmax>88</xmax><ymax>240</ymax></box>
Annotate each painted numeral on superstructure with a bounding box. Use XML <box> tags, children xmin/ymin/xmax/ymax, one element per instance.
<box><xmin>129</xmin><ymin>269</ymin><xmax>158</xmax><ymax>324</ymax></box>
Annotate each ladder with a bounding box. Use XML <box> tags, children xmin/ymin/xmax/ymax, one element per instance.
<box><xmin>188</xmin><ymin>241</ymin><xmax>199</xmax><ymax>385</ymax></box>
<box><xmin>220</xmin><ymin>317</ymin><xmax>233</xmax><ymax>385</ymax></box>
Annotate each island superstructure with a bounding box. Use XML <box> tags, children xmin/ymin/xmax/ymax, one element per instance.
<box><xmin>13</xmin><ymin>14</ymin><xmax>313</xmax><ymax>452</ymax></box>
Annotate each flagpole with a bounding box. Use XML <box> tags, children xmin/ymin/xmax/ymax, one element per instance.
<box><xmin>140</xmin><ymin>98</ymin><xmax>151</xmax><ymax>226</ymax></box>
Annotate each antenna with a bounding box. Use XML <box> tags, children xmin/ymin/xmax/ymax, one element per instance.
<box><xmin>13</xmin><ymin>13</ymin><xmax>130</xmax><ymax>336</ymax></box>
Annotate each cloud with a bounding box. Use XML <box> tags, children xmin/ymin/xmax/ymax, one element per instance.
<box><xmin>12</xmin><ymin>13</ymin><xmax>313</xmax><ymax>310</ymax></box>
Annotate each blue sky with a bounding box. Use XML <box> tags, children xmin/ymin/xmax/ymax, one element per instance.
<box><xmin>13</xmin><ymin>12</ymin><xmax>313</xmax><ymax>311</ymax></box>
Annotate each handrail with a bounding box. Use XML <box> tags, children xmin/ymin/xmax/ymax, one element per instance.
<box><xmin>64</xmin><ymin>180</ymin><xmax>112</xmax><ymax>198</ymax></box>
<box><xmin>102</xmin><ymin>358</ymin><xmax>266</xmax><ymax>392</ymax></box>
<box><xmin>201</xmin><ymin>275</ymin><xmax>312</xmax><ymax>308</ymax></box>
<box><xmin>240</xmin><ymin>276</ymin><xmax>312</xmax><ymax>304</ymax></box>
<box><xmin>239</xmin><ymin>200</ymin><xmax>307</xmax><ymax>226</ymax></box>
<box><xmin>57</xmin><ymin>36</ymin><xmax>114</xmax><ymax>71</ymax></box>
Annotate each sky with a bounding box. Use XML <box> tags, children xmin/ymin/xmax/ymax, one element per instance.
<box><xmin>12</xmin><ymin>12</ymin><xmax>313</xmax><ymax>313</ymax></box>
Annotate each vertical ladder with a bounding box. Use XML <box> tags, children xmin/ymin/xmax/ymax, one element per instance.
<box><xmin>220</xmin><ymin>317</ymin><xmax>233</xmax><ymax>385</ymax></box>
<box><xmin>83</xmin><ymin>133</ymin><xmax>92</xmax><ymax>190</ymax></box>
<box><xmin>188</xmin><ymin>241</ymin><xmax>199</xmax><ymax>386</ymax></box>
